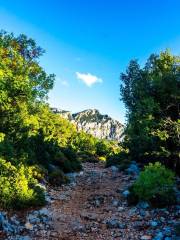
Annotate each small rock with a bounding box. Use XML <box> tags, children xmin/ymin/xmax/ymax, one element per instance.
<box><xmin>65</xmin><ymin>172</ymin><xmax>78</xmax><ymax>182</ymax></box>
<box><xmin>134</xmin><ymin>221</ymin><xmax>146</xmax><ymax>230</ymax></box>
<box><xmin>139</xmin><ymin>209</ymin><xmax>146</xmax><ymax>217</ymax></box>
<box><xmin>25</xmin><ymin>222</ymin><xmax>33</xmax><ymax>231</ymax></box>
<box><xmin>129</xmin><ymin>207</ymin><xmax>137</xmax><ymax>216</ymax></box>
<box><xmin>18</xmin><ymin>236</ymin><xmax>31</xmax><ymax>240</ymax></box>
<box><xmin>0</xmin><ymin>212</ymin><xmax>6</xmax><ymax>229</ymax></box>
<box><xmin>95</xmin><ymin>199</ymin><xmax>101</xmax><ymax>207</ymax></box>
<box><xmin>141</xmin><ymin>235</ymin><xmax>152</xmax><ymax>240</ymax></box>
<box><xmin>50</xmin><ymin>231</ymin><xmax>59</xmax><ymax>237</ymax></box>
<box><xmin>119</xmin><ymin>223</ymin><xmax>127</xmax><ymax>229</ymax></box>
<box><xmin>126</xmin><ymin>162</ymin><xmax>139</xmax><ymax>175</ymax></box>
<box><xmin>153</xmin><ymin>232</ymin><xmax>164</xmax><ymax>240</ymax></box>
<box><xmin>81</xmin><ymin>213</ymin><xmax>98</xmax><ymax>221</ymax></box>
<box><xmin>111</xmin><ymin>166</ymin><xmax>119</xmax><ymax>172</ymax></box>
<box><xmin>27</xmin><ymin>214</ymin><xmax>40</xmax><ymax>224</ymax></box>
<box><xmin>160</xmin><ymin>217</ymin><xmax>166</xmax><ymax>223</ymax></box>
<box><xmin>150</xmin><ymin>221</ymin><xmax>158</xmax><ymax>228</ymax></box>
<box><xmin>39</xmin><ymin>208</ymin><xmax>49</xmax><ymax>216</ymax></box>
<box><xmin>122</xmin><ymin>190</ymin><xmax>130</xmax><ymax>198</ymax></box>
<box><xmin>163</xmin><ymin>226</ymin><xmax>172</xmax><ymax>237</ymax></box>
<box><xmin>118</xmin><ymin>206</ymin><xmax>124</xmax><ymax>212</ymax></box>
<box><xmin>71</xmin><ymin>221</ymin><xmax>85</xmax><ymax>232</ymax></box>
<box><xmin>10</xmin><ymin>216</ymin><xmax>20</xmax><ymax>226</ymax></box>
<box><xmin>137</xmin><ymin>201</ymin><xmax>150</xmax><ymax>209</ymax></box>
<box><xmin>106</xmin><ymin>219</ymin><xmax>120</xmax><ymax>229</ymax></box>
<box><xmin>45</xmin><ymin>194</ymin><xmax>51</xmax><ymax>203</ymax></box>
<box><xmin>78</xmin><ymin>171</ymin><xmax>84</xmax><ymax>176</ymax></box>
<box><xmin>112</xmin><ymin>199</ymin><xmax>119</xmax><ymax>207</ymax></box>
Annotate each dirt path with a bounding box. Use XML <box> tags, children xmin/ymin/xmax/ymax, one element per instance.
<box><xmin>50</xmin><ymin>163</ymin><xmax>131</xmax><ymax>239</ymax></box>
<box><xmin>30</xmin><ymin>162</ymin><xmax>179</xmax><ymax>240</ymax></box>
<box><xmin>32</xmin><ymin>162</ymin><xmax>135</xmax><ymax>239</ymax></box>
<box><xmin>2</xmin><ymin>162</ymin><xmax>179</xmax><ymax>239</ymax></box>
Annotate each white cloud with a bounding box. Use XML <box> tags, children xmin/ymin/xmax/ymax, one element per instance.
<box><xmin>76</xmin><ymin>72</ymin><xmax>103</xmax><ymax>87</ymax></box>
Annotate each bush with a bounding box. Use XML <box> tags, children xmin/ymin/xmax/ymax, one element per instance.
<box><xmin>50</xmin><ymin>147</ymin><xmax>82</xmax><ymax>173</ymax></box>
<box><xmin>49</xmin><ymin>168</ymin><xmax>69</xmax><ymax>186</ymax></box>
<box><xmin>58</xmin><ymin>148</ymin><xmax>82</xmax><ymax>173</ymax></box>
<box><xmin>77</xmin><ymin>152</ymin><xmax>98</xmax><ymax>163</ymax></box>
<box><xmin>0</xmin><ymin>158</ymin><xmax>45</xmax><ymax>209</ymax></box>
<box><xmin>96</xmin><ymin>140</ymin><xmax>110</xmax><ymax>156</ymax></box>
<box><xmin>131</xmin><ymin>162</ymin><xmax>176</xmax><ymax>207</ymax></box>
<box><xmin>28</xmin><ymin>164</ymin><xmax>47</xmax><ymax>181</ymax></box>
<box><xmin>106</xmin><ymin>151</ymin><xmax>130</xmax><ymax>169</ymax></box>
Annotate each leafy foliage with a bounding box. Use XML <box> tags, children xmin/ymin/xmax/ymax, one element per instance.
<box><xmin>49</xmin><ymin>168</ymin><xmax>69</xmax><ymax>186</ymax></box>
<box><xmin>120</xmin><ymin>50</ymin><xmax>180</xmax><ymax>174</ymax></box>
<box><xmin>0</xmin><ymin>158</ymin><xmax>45</xmax><ymax>209</ymax></box>
<box><xmin>130</xmin><ymin>162</ymin><xmax>176</xmax><ymax>207</ymax></box>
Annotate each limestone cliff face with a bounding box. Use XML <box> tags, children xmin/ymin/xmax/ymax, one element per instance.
<box><xmin>51</xmin><ymin>108</ymin><xmax>124</xmax><ymax>141</ymax></box>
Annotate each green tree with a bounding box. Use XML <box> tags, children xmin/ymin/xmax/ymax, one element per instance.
<box><xmin>120</xmin><ymin>50</ymin><xmax>180</xmax><ymax>173</ymax></box>
<box><xmin>0</xmin><ymin>30</ymin><xmax>55</xmax><ymax>161</ymax></box>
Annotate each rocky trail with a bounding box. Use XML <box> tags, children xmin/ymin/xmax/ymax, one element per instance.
<box><xmin>1</xmin><ymin>162</ymin><xmax>180</xmax><ymax>240</ymax></box>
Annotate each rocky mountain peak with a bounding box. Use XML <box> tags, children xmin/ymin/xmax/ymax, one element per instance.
<box><xmin>51</xmin><ymin>108</ymin><xmax>124</xmax><ymax>141</ymax></box>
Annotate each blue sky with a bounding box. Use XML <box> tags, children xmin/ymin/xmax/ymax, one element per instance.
<box><xmin>0</xmin><ymin>0</ymin><xmax>180</xmax><ymax>123</ymax></box>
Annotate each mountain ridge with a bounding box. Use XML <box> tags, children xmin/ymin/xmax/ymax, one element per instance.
<box><xmin>51</xmin><ymin>108</ymin><xmax>124</xmax><ymax>141</ymax></box>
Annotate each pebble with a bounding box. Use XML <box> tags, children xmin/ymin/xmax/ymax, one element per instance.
<box><xmin>137</xmin><ymin>201</ymin><xmax>150</xmax><ymax>209</ymax></box>
<box><xmin>126</xmin><ymin>162</ymin><xmax>140</xmax><ymax>175</ymax></box>
<box><xmin>25</xmin><ymin>222</ymin><xmax>33</xmax><ymax>231</ymax></box>
<box><xmin>106</xmin><ymin>219</ymin><xmax>120</xmax><ymax>229</ymax></box>
<box><xmin>122</xmin><ymin>190</ymin><xmax>130</xmax><ymax>198</ymax></box>
<box><xmin>111</xmin><ymin>166</ymin><xmax>119</xmax><ymax>172</ymax></box>
<box><xmin>141</xmin><ymin>235</ymin><xmax>152</xmax><ymax>240</ymax></box>
<box><xmin>112</xmin><ymin>199</ymin><xmax>120</xmax><ymax>207</ymax></box>
<box><xmin>118</xmin><ymin>206</ymin><xmax>124</xmax><ymax>212</ymax></box>
<box><xmin>150</xmin><ymin>221</ymin><xmax>159</xmax><ymax>228</ymax></box>
<box><xmin>163</xmin><ymin>226</ymin><xmax>172</xmax><ymax>237</ymax></box>
<box><xmin>153</xmin><ymin>231</ymin><xmax>164</xmax><ymax>240</ymax></box>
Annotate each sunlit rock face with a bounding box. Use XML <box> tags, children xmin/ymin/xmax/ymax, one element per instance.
<box><xmin>51</xmin><ymin>108</ymin><xmax>124</xmax><ymax>141</ymax></box>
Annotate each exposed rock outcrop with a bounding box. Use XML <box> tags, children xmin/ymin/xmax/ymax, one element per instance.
<box><xmin>51</xmin><ymin>108</ymin><xmax>124</xmax><ymax>141</ymax></box>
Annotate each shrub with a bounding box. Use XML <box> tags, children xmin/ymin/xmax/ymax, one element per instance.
<box><xmin>0</xmin><ymin>158</ymin><xmax>45</xmax><ymax>209</ymax></box>
<box><xmin>28</xmin><ymin>164</ymin><xmax>47</xmax><ymax>181</ymax></box>
<box><xmin>106</xmin><ymin>151</ymin><xmax>130</xmax><ymax>169</ymax></box>
<box><xmin>132</xmin><ymin>162</ymin><xmax>176</xmax><ymax>207</ymax></box>
<box><xmin>61</xmin><ymin>147</ymin><xmax>77</xmax><ymax>162</ymax></box>
<box><xmin>78</xmin><ymin>152</ymin><xmax>98</xmax><ymax>163</ymax></box>
<box><xmin>96</xmin><ymin>140</ymin><xmax>110</xmax><ymax>156</ymax></box>
<box><xmin>57</xmin><ymin>148</ymin><xmax>82</xmax><ymax>173</ymax></box>
<box><xmin>53</xmin><ymin>150</ymin><xmax>68</xmax><ymax>166</ymax></box>
<box><xmin>49</xmin><ymin>168</ymin><xmax>69</xmax><ymax>186</ymax></box>
<box><xmin>50</xmin><ymin>147</ymin><xmax>82</xmax><ymax>173</ymax></box>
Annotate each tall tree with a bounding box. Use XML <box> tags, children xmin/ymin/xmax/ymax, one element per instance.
<box><xmin>120</xmin><ymin>50</ymin><xmax>180</xmax><ymax>173</ymax></box>
<box><xmin>0</xmin><ymin>31</ymin><xmax>55</xmax><ymax>160</ymax></box>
